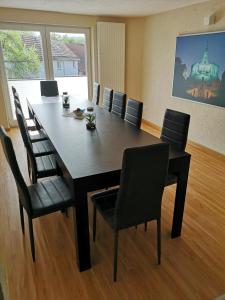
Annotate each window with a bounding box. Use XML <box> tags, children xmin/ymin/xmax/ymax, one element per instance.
<box><xmin>0</xmin><ymin>24</ymin><xmax>91</xmax><ymax>126</ymax></box>
<box><xmin>57</xmin><ymin>61</ymin><xmax>63</xmax><ymax>70</ymax></box>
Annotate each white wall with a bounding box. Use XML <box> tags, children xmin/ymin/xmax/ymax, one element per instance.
<box><xmin>142</xmin><ymin>0</ymin><xmax>225</xmax><ymax>154</ymax></box>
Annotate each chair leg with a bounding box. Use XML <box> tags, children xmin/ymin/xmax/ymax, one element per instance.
<box><xmin>19</xmin><ymin>202</ymin><xmax>25</xmax><ymax>234</ymax></box>
<box><xmin>61</xmin><ymin>208</ymin><xmax>69</xmax><ymax>217</ymax></box>
<box><xmin>93</xmin><ymin>206</ymin><xmax>97</xmax><ymax>242</ymax></box>
<box><xmin>31</xmin><ymin>171</ymin><xmax>37</xmax><ymax>184</ymax></box>
<box><xmin>28</xmin><ymin>218</ymin><xmax>35</xmax><ymax>262</ymax></box>
<box><xmin>27</xmin><ymin>152</ymin><xmax>31</xmax><ymax>177</ymax></box>
<box><xmin>144</xmin><ymin>222</ymin><xmax>148</xmax><ymax>232</ymax></box>
<box><xmin>157</xmin><ymin>218</ymin><xmax>161</xmax><ymax>265</ymax></box>
<box><xmin>113</xmin><ymin>230</ymin><xmax>119</xmax><ymax>282</ymax></box>
<box><xmin>65</xmin><ymin>208</ymin><xmax>69</xmax><ymax>217</ymax></box>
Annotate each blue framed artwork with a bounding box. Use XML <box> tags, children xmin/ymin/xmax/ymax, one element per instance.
<box><xmin>172</xmin><ymin>31</ymin><xmax>225</xmax><ymax>108</ymax></box>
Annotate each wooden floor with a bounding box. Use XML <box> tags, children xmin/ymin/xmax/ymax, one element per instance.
<box><xmin>0</xmin><ymin>125</ymin><xmax>225</xmax><ymax>300</ymax></box>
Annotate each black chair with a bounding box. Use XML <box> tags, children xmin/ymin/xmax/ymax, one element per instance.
<box><xmin>27</xmin><ymin>128</ymin><xmax>47</xmax><ymax>143</ymax></box>
<box><xmin>12</xmin><ymin>86</ymin><xmax>36</xmax><ymax>131</ymax></box>
<box><xmin>40</xmin><ymin>80</ymin><xmax>59</xmax><ymax>97</ymax></box>
<box><xmin>16</xmin><ymin>108</ymin><xmax>58</xmax><ymax>183</ymax></box>
<box><xmin>13</xmin><ymin>96</ymin><xmax>47</xmax><ymax>142</ymax></box>
<box><xmin>111</xmin><ymin>91</ymin><xmax>126</xmax><ymax>119</ymax></box>
<box><xmin>102</xmin><ymin>87</ymin><xmax>113</xmax><ymax>112</ymax></box>
<box><xmin>144</xmin><ymin>109</ymin><xmax>190</xmax><ymax>232</ymax></box>
<box><xmin>163</xmin><ymin>108</ymin><xmax>190</xmax><ymax>187</ymax></box>
<box><xmin>161</xmin><ymin>109</ymin><xmax>190</xmax><ymax>152</ymax></box>
<box><xmin>16</xmin><ymin>107</ymin><xmax>54</xmax><ymax>157</ymax></box>
<box><xmin>124</xmin><ymin>98</ymin><xmax>143</xmax><ymax>129</ymax></box>
<box><xmin>0</xmin><ymin>126</ymin><xmax>73</xmax><ymax>261</ymax></box>
<box><xmin>91</xmin><ymin>143</ymin><xmax>169</xmax><ymax>281</ymax></box>
<box><xmin>93</xmin><ymin>82</ymin><xmax>100</xmax><ymax>105</ymax></box>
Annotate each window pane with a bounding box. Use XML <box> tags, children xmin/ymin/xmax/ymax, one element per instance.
<box><xmin>0</xmin><ymin>30</ymin><xmax>46</xmax><ymax>119</ymax></box>
<box><xmin>49</xmin><ymin>32</ymin><xmax>88</xmax><ymax>98</ymax></box>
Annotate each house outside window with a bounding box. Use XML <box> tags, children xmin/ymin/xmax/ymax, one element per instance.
<box><xmin>57</xmin><ymin>61</ymin><xmax>63</xmax><ymax>70</ymax></box>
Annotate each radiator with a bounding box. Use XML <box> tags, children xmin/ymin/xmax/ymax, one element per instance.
<box><xmin>97</xmin><ymin>22</ymin><xmax>125</xmax><ymax>103</ymax></box>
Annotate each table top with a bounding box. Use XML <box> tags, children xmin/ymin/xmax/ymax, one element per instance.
<box><xmin>29</xmin><ymin>96</ymin><xmax>189</xmax><ymax>180</ymax></box>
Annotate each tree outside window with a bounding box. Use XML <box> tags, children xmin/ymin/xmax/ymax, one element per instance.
<box><xmin>0</xmin><ymin>30</ymin><xmax>40</xmax><ymax>79</ymax></box>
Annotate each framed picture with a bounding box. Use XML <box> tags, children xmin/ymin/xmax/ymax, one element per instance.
<box><xmin>172</xmin><ymin>31</ymin><xmax>225</xmax><ymax>109</ymax></box>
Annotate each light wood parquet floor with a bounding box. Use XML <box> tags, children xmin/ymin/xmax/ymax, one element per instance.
<box><xmin>0</xmin><ymin>125</ymin><xmax>225</xmax><ymax>300</ymax></box>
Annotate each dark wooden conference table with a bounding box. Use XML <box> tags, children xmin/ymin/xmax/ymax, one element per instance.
<box><xmin>28</xmin><ymin>95</ymin><xmax>191</xmax><ymax>272</ymax></box>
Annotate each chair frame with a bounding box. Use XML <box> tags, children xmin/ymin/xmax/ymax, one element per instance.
<box><xmin>16</xmin><ymin>107</ymin><xmax>57</xmax><ymax>183</ymax></box>
<box><xmin>111</xmin><ymin>91</ymin><xmax>126</xmax><ymax>119</ymax></box>
<box><xmin>93</xmin><ymin>82</ymin><xmax>100</xmax><ymax>105</ymax></box>
<box><xmin>40</xmin><ymin>80</ymin><xmax>59</xmax><ymax>97</ymax></box>
<box><xmin>102</xmin><ymin>87</ymin><xmax>113</xmax><ymax>112</ymax></box>
<box><xmin>124</xmin><ymin>98</ymin><xmax>143</xmax><ymax>129</ymax></box>
<box><xmin>0</xmin><ymin>126</ymin><xmax>72</xmax><ymax>261</ymax></box>
<box><xmin>92</xmin><ymin>143</ymin><xmax>169</xmax><ymax>281</ymax></box>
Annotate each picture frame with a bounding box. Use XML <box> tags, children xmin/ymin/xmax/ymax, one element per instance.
<box><xmin>172</xmin><ymin>31</ymin><xmax>225</xmax><ymax>109</ymax></box>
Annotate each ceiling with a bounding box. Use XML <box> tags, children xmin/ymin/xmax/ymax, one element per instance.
<box><xmin>0</xmin><ymin>0</ymin><xmax>209</xmax><ymax>17</ymax></box>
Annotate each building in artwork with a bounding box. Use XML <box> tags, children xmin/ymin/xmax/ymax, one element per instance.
<box><xmin>190</xmin><ymin>42</ymin><xmax>219</xmax><ymax>82</ymax></box>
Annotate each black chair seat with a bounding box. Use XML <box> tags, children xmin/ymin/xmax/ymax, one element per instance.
<box><xmin>29</xmin><ymin>129</ymin><xmax>47</xmax><ymax>142</ymax></box>
<box><xmin>29</xmin><ymin>177</ymin><xmax>73</xmax><ymax>218</ymax></box>
<box><xmin>33</xmin><ymin>140</ymin><xmax>54</xmax><ymax>157</ymax></box>
<box><xmin>92</xmin><ymin>189</ymin><xmax>118</xmax><ymax>228</ymax></box>
<box><xmin>26</xmin><ymin>119</ymin><xmax>36</xmax><ymax>131</ymax></box>
<box><xmin>36</xmin><ymin>154</ymin><xmax>57</xmax><ymax>176</ymax></box>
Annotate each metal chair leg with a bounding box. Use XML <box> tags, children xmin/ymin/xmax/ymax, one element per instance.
<box><xmin>61</xmin><ymin>208</ymin><xmax>69</xmax><ymax>217</ymax></box>
<box><xmin>28</xmin><ymin>218</ymin><xmax>35</xmax><ymax>261</ymax></box>
<box><xmin>93</xmin><ymin>206</ymin><xmax>97</xmax><ymax>242</ymax></box>
<box><xmin>27</xmin><ymin>152</ymin><xmax>31</xmax><ymax>177</ymax></box>
<box><xmin>157</xmin><ymin>218</ymin><xmax>161</xmax><ymax>265</ymax></box>
<box><xmin>31</xmin><ymin>171</ymin><xmax>37</xmax><ymax>184</ymax></box>
<box><xmin>65</xmin><ymin>208</ymin><xmax>68</xmax><ymax>217</ymax></box>
<box><xmin>144</xmin><ymin>222</ymin><xmax>148</xmax><ymax>232</ymax></box>
<box><xmin>19</xmin><ymin>202</ymin><xmax>25</xmax><ymax>234</ymax></box>
<box><xmin>113</xmin><ymin>230</ymin><xmax>119</xmax><ymax>282</ymax></box>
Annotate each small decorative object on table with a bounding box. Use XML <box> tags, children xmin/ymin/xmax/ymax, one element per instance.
<box><xmin>85</xmin><ymin>107</ymin><xmax>96</xmax><ymax>130</ymax></box>
<box><xmin>73</xmin><ymin>108</ymin><xmax>85</xmax><ymax>119</ymax></box>
<box><xmin>62</xmin><ymin>92</ymin><xmax>70</xmax><ymax>108</ymax></box>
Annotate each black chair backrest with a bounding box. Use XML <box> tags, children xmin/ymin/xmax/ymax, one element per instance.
<box><xmin>15</xmin><ymin>107</ymin><xmax>37</xmax><ymax>177</ymax></box>
<box><xmin>40</xmin><ymin>80</ymin><xmax>59</xmax><ymax>97</ymax></box>
<box><xmin>14</xmin><ymin>97</ymin><xmax>28</xmax><ymax>122</ymax></box>
<box><xmin>102</xmin><ymin>87</ymin><xmax>113</xmax><ymax>112</ymax></box>
<box><xmin>124</xmin><ymin>98</ymin><xmax>143</xmax><ymax>129</ymax></box>
<box><xmin>111</xmin><ymin>91</ymin><xmax>126</xmax><ymax>119</ymax></box>
<box><xmin>12</xmin><ymin>87</ymin><xmax>34</xmax><ymax>120</ymax></box>
<box><xmin>115</xmin><ymin>143</ymin><xmax>169</xmax><ymax>230</ymax></box>
<box><xmin>93</xmin><ymin>82</ymin><xmax>100</xmax><ymax>105</ymax></box>
<box><xmin>161</xmin><ymin>109</ymin><xmax>190</xmax><ymax>151</ymax></box>
<box><xmin>12</xmin><ymin>86</ymin><xmax>20</xmax><ymax>101</ymax></box>
<box><xmin>0</xmin><ymin>126</ymin><xmax>32</xmax><ymax>214</ymax></box>
<box><xmin>14</xmin><ymin>97</ymin><xmax>21</xmax><ymax>109</ymax></box>
<box><xmin>12</xmin><ymin>86</ymin><xmax>17</xmax><ymax>97</ymax></box>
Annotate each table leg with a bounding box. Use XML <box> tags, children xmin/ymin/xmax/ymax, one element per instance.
<box><xmin>73</xmin><ymin>191</ymin><xmax>91</xmax><ymax>271</ymax></box>
<box><xmin>171</xmin><ymin>155</ymin><xmax>191</xmax><ymax>238</ymax></box>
